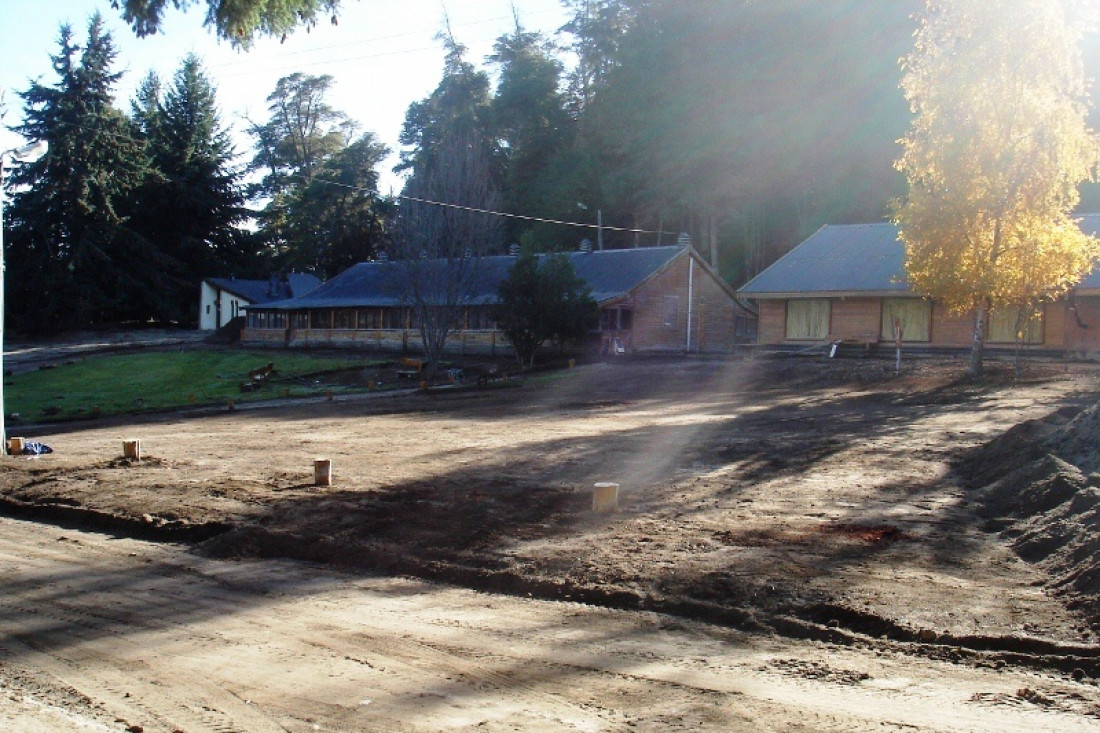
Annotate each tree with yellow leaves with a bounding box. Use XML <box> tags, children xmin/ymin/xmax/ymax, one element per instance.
<box><xmin>894</xmin><ymin>0</ymin><xmax>1100</xmax><ymax>375</ymax></box>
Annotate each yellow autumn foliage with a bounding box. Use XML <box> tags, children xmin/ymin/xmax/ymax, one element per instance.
<box><xmin>894</xmin><ymin>0</ymin><xmax>1100</xmax><ymax>322</ymax></box>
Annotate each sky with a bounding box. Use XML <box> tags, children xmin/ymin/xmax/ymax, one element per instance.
<box><xmin>0</xmin><ymin>0</ymin><xmax>572</xmax><ymax>192</ymax></box>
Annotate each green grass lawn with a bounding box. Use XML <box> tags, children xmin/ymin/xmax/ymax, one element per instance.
<box><xmin>6</xmin><ymin>350</ymin><xmax>384</xmax><ymax>423</ymax></box>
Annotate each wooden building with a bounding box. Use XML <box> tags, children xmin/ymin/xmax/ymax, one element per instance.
<box><xmin>737</xmin><ymin>215</ymin><xmax>1100</xmax><ymax>358</ymax></box>
<box><xmin>199</xmin><ymin>273</ymin><xmax>321</xmax><ymax>330</ymax></box>
<box><xmin>241</xmin><ymin>246</ymin><xmax>751</xmax><ymax>356</ymax></box>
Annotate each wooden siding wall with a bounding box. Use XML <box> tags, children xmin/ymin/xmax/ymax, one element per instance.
<box><xmin>828</xmin><ymin>298</ymin><xmax>882</xmax><ymax>341</ymax></box>
<box><xmin>1065</xmin><ymin>296</ymin><xmax>1100</xmax><ymax>356</ymax></box>
<box><xmin>629</xmin><ymin>256</ymin><xmax>738</xmax><ymax>352</ymax></box>
<box><xmin>754</xmin><ymin>296</ymin><xmax>1100</xmax><ymax>355</ymax></box>
<box><xmin>928</xmin><ymin>304</ymin><xmax>973</xmax><ymax>346</ymax></box>
<box><xmin>757</xmin><ymin>300</ymin><xmax>788</xmax><ymax>344</ymax></box>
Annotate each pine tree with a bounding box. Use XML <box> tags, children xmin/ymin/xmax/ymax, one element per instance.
<box><xmin>130</xmin><ymin>54</ymin><xmax>249</xmax><ymax>324</ymax></box>
<box><xmin>247</xmin><ymin>72</ymin><xmax>386</xmax><ymax>277</ymax></box>
<box><xmin>6</xmin><ymin>14</ymin><xmax>156</xmax><ymax>332</ymax></box>
<box><xmin>489</xmin><ymin>18</ymin><xmax>573</xmax><ymax>246</ymax></box>
<box><xmin>114</xmin><ymin>0</ymin><xmax>345</xmax><ymax>47</ymax></box>
<box><xmin>283</xmin><ymin>132</ymin><xmax>391</xmax><ymax>277</ymax></box>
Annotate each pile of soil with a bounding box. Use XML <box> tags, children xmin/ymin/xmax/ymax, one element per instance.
<box><xmin>963</xmin><ymin>398</ymin><xmax>1100</xmax><ymax>617</ymax></box>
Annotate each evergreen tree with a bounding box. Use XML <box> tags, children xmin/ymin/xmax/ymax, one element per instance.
<box><xmin>559</xmin><ymin>0</ymin><xmax>638</xmax><ymax>114</ymax></box>
<box><xmin>247</xmin><ymin>73</ymin><xmax>386</xmax><ymax>277</ymax></box>
<box><xmin>114</xmin><ymin>0</ymin><xmax>345</xmax><ymax>47</ymax></box>
<box><xmin>577</xmin><ymin>0</ymin><xmax>918</xmax><ymax>276</ymax></box>
<box><xmin>130</xmin><ymin>54</ymin><xmax>250</xmax><ymax>325</ymax></box>
<box><xmin>489</xmin><ymin>17</ymin><xmax>573</xmax><ymax>246</ymax></box>
<box><xmin>283</xmin><ymin>132</ymin><xmax>391</xmax><ymax>277</ymax></box>
<box><xmin>6</xmin><ymin>14</ymin><xmax>157</xmax><ymax>333</ymax></box>
<box><xmin>250</xmin><ymin>73</ymin><xmax>352</xmax><ymax>195</ymax></box>
<box><xmin>493</xmin><ymin>250</ymin><xmax>597</xmax><ymax>368</ymax></box>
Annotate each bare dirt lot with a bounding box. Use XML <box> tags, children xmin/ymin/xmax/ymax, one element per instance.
<box><xmin>4</xmin><ymin>353</ymin><xmax>1100</xmax><ymax>730</ymax></box>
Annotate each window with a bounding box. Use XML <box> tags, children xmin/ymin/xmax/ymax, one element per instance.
<box><xmin>467</xmin><ymin>307</ymin><xmax>495</xmax><ymax>330</ymax></box>
<box><xmin>291</xmin><ymin>312</ymin><xmax>308</xmax><ymax>329</ymax></box>
<box><xmin>333</xmin><ymin>310</ymin><xmax>355</xmax><ymax>329</ymax></box>
<box><xmin>989</xmin><ymin>305</ymin><xmax>1044</xmax><ymax>344</ymax></box>
<box><xmin>382</xmin><ymin>308</ymin><xmax>406</xmax><ymax>329</ymax></box>
<box><xmin>880</xmin><ymin>298</ymin><xmax>931</xmax><ymax>342</ymax></box>
<box><xmin>310</xmin><ymin>310</ymin><xmax>330</xmax><ymax>329</ymax></box>
<box><xmin>662</xmin><ymin>296</ymin><xmax>679</xmax><ymax>329</ymax></box>
<box><xmin>357</xmin><ymin>309</ymin><xmax>379</xmax><ymax>329</ymax></box>
<box><xmin>600</xmin><ymin>308</ymin><xmax>632</xmax><ymax>332</ymax></box>
<box><xmin>785</xmin><ymin>299</ymin><xmax>830</xmax><ymax>340</ymax></box>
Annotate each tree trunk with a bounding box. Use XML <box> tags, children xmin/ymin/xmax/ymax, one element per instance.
<box><xmin>968</xmin><ymin>299</ymin><xmax>988</xmax><ymax>376</ymax></box>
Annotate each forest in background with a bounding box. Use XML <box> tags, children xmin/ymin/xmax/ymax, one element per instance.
<box><xmin>4</xmin><ymin>0</ymin><xmax>1100</xmax><ymax>332</ymax></box>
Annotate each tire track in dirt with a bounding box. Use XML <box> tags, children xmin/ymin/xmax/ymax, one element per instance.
<box><xmin>6</xmin><ymin>516</ymin><xmax>1100</xmax><ymax>731</ymax></box>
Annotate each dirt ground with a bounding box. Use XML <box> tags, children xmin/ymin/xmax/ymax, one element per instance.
<box><xmin>4</xmin><ymin>352</ymin><xmax>1100</xmax><ymax>730</ymax></box>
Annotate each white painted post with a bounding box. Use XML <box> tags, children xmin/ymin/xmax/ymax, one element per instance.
<box><xmin>593</xmin><ymin>482</ymin><xmax>619</xmax><ymax>513</ymax></box>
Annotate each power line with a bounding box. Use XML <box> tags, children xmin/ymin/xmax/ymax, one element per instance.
<box><xmin>293</xmin><ymin>174</ymin><xmax>674</xmax><ymax>236</ymax></box>
<box><xmin>12</xmin><ymin>122</ymin><xmax>675</xmax><ymax>238</ymax></box>
<box><xmin>210</xmin><ymin>9</ymin><xmax>567</xmax><ymax>79</ymax></box>
<box><xmin>207</xmin><ymin>8</ymin><xmax>563</xmax><ymax>69</ymax></box>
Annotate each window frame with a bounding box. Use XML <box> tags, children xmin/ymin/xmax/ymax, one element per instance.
<box><xmin>784</xmin><ymin>298</ymin><xmax>830</xmax><ymax>340</ymax></box>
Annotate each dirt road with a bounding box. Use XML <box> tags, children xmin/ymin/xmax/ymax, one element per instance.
<box><xmin>4</xmin><ymin>515</ymin><xmax>1100</xmax><ymax>732</ymax></box>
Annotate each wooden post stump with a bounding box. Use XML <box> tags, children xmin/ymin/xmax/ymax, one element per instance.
<box><xmin>314</xmin><ymin>459</ymin><xmax>333</xmax><ymax>487</ymax></box>
<box><xmin>123</xmin><ymin>440</ymin><xmax>142</xmax><ymax>460</ymax></box>
<box><xmin>592</xmin><ymin>482</ymin><xmax>619</xmax><ymax>513</ymax></box>
<box><xmin>8</xmin><ymin>437</ymin><xmax>25</xmax><ymax>455</ymax></box>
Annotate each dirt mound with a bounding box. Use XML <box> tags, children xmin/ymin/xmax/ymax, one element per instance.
<box><xmin>1045</xmin><ymin>400</ymin><xmax>1100</xmax><ymax>476</ymax></box>
<box><xmin>964</xmin><ymin>399</ymin><xmax>1100</xmax><ymax>616</ymax></box>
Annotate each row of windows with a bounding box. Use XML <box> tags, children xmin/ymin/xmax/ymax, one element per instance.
<box><xmin>785</xmin><ymin>298</ymin><xmax>1044</xmax><ymax>343</ymax></box>
<box><xmin>251</xmin><ymin>307</ymin><xmax>642</xmax><ymax>334</ymax></box>
<box><xmin>247</xmin><ymin>308</ymin><xmax>499</xmax><ymax>331</ymax></box>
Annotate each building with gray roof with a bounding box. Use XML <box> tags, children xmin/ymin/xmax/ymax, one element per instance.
<box><xmin>242</xmin><ymin>246</ymin><xmax>752</xmax><ymax>356</ymax></box>
<box><xmin>738</xmin><ymin>216</ymin><xmax>1100</xmax><ymax>357</ymax></box>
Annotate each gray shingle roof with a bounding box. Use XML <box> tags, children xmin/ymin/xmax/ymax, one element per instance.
<box><xmin>738</xmin><ymin>223</ymin><xmax>909</xmax><ymax>297</ymax></box>
<box><xmin>257</xmin><ymin>247</ymin><xmax>692</xmax><ymax>310</ymax></box>
<box><xmin>739</xmin><ymin>215</ymin><xmax>1100</xmax><ymax>297</ymax></box>
<box><xmin>205</xmin><ymin>273</ymin><xmax>322</xmax><ymax>304</ymax></box>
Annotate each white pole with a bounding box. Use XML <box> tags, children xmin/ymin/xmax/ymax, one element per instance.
<box><xmin>597</xmin><ymin>209</ymin><xmax>603</xmax><ymax>251</ymax></box>
<box><xmin>686</xmin><ymin>255</ymin><xmax>695</xmax><ymax>353</ymax></box>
